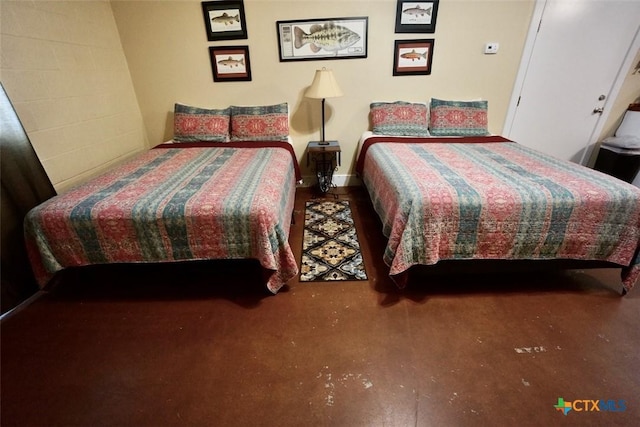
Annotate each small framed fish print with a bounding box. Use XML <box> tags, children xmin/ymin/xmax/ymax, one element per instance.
<box><xmin>209</xmin><ymin>46</ymin><xmax>251</xmax><ymax>82</ymax></box>
<box><xmin>202</xmin><ymin>1</ymin><xmax>248</xmax><ymax>41</ymax></box>
<box><xmin>276</xmin><ymin>17</ymin><xmax>368</xmax><ymax>62</ymax></box>
<box><xmin>395</xmin><ymin>0</ymin><xmax>439</xmax><ymax>34</ymax></box>
<box><xmin>393</xmin><ymin>39</ymin><xmax>434</xmax><ymax>76</ymax></box>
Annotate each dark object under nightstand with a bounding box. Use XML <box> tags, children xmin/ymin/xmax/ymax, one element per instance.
<box><xmin>307</xmin><ymin>140</ymin><xmax>341</xmax><ymax>194</ymax></box>
<box><xmin>593</xmin><ymin>144</ymin><xmax>640</xmax><ymax>184</ymax></box>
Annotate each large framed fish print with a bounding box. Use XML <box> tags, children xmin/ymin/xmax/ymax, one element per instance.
<box><xmin>276</xmin><ymin>17</ymin><xmax>368</xmax><ymax>62</ymax></box>
<box><xmin>395</xmin><ymin>1</ymin><xmax>439</xmax><ymax>33</ymax></box>
<box><xmin>202</xmin><ymin>1</ymin><xmax>248</xmax><ymax>41</ymax></box>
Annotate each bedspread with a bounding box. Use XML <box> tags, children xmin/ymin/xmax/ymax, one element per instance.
<box><xmin>358</xmin><ymin>136</ymin><xmax>640</xmax><ymax>293</ymax></box>
<box><xmin>25</xmin><ymin>143</ymin><xmax>299</xmax><ymax>293</ymax></box>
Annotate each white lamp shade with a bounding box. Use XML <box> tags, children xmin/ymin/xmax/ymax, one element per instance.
<box><xmin>305</xmin><ymin>68</ymin><xmax>343</xmax><ymax>99</ymax></box>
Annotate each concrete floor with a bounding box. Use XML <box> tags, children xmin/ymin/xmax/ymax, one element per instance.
<box><xmin>2</xmin><ymin>187</ymin><xmax>639</xmax><ymax>426</ymax></box>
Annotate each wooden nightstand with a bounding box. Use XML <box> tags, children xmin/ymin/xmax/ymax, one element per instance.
<box><xmin>307</xmin><ymin>140</ymin><xmax>341</xmax><ymax>194</ymax></box>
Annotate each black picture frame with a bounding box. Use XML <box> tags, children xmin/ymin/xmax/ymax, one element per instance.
<box><xmin>209</xmin><ymin>46</ymin><xmax>251</xmax><ymax>82</ymax></box>
<box><xmin>276</xmin><ymin>17</ymin><xmax>368</xmax><ymax>62</ymax></box>
<box><xmin>393</xmin><ymin>39</ymin><xmax>434</xmax><ymax>76</ymax></box>
<box><xmin>202</xmin><ymin>1</ymin><xmax>248</xmax><ymax>41</ymax></box>
<box><xmin>395</xmin><ymin>1</ymin><xmax>439</xmax><ymax>33</ymax></box>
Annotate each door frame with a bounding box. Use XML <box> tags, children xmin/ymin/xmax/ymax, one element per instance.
<box><xmin>503</xmin><ymin>0</ymin><xmax>640</xmax><ymax>165</ymax></box>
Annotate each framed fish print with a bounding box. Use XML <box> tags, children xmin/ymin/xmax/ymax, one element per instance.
<box><xmin>395</xmin><ymin>0</ymin><xmax>439</xmax><ymax>33</ymax></box>
<box><xmin>202</xmin><ymin>1</ymin><xmax>248</xmax><ymax>41</ymax></box>
<box><xmin>393</xmin><ymin>39</ymin><xmax>434</xmax><ymax>76</ymax></box>
<box><xmin>276</xmin><ymin>17</ymin><xmax>368</xmax><ymax>62</ymax></box>
<box><xmin>209</xmin><ymin>46</ymin><xmax>251</xmax><ymax>82</ymax></box>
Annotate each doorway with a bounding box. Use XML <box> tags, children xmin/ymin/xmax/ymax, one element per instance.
<box><xmin>504</xmin><ymin>0</ymin><xmax>640</xmax><ymax>164</ymax></box>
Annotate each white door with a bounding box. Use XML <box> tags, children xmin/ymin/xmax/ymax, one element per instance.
<box><xmin>505</xmin><ymin>0</ymin><xmax>640</xmax><ymax>164</ymax></box>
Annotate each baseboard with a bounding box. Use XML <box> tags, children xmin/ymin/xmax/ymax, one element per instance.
<box><xmin>0</xmin><ymin>291</ymin><xmax>46</xmax><ymax>322</ymax></box>
<box><xmin>300</xmin><ymin>174</ymin><xmax>361</xmax><ymax>187</ymax></box>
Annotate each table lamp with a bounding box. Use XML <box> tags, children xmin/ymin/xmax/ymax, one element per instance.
<box><xmin>305</xmin><ymin>68</ymin><xmax>343</xmax><ymax>145</ymax></box>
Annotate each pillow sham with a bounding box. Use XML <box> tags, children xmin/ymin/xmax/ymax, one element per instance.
<box><xmin>370</xmin><ymin>101</ymin><xmax>430</xmax><ymax>137</ymax></box>
<box><xmin>173</xmin><ymin>103</ymin><xmax>230</xmax><ymax>142</ymax></box>
<box><xmin>429</xmin><ymin>98</ymin><xmax>489</xmax><ymax>136</ymax></box>
<box><xmin>230</xmin><ymin>103</ymin><xmax>289</xmax><ymax>141</ymax></box>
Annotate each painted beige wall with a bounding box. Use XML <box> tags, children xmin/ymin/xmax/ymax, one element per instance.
<box><xmin>0</xmin><ymin>0</ymin><xmax>147</xmax><ymax>192</ymax></box>
<box><xmin>112</xmin><ymin>0</ymin><xmax>535</xmax><ymax>184</ymax></box>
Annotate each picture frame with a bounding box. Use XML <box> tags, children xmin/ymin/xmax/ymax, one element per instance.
<box><xmin>395</xmin><ymin>1</ymin><xmax>439</xmax><ymax>33</ymax></box>
<box><xmin>393</xmin><ymin>39</ymin><xmax>434</xmax><ymax>76</ymax></box>
<box><xmin>276</xmin><ymin>17</ymin><xmax>368</xmax><ymax>62</ymax></box>
<box><xmin>202</xmin><ymin>1</ymin><xmax>248</xmax><ymax>41</ymax></box>
<box><xmin>209</xmin><ymin>46</ymin><xmax>251</xmax><ymax>82</ymax></box>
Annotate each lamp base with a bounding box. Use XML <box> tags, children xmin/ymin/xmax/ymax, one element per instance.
<box><xmin>318</xmin><ymin>141</ymin><xmax>330</xmax><ymax>145</ymax></box>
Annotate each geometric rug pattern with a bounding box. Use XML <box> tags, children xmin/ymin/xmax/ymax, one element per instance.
<box><xmin>300</xmin><ymin>200</ymin><xmax>368</xmax><ymax>282</ymax></box>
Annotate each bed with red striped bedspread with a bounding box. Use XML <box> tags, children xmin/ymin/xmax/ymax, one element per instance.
<box><xmin>356</xmin><ymin>135</ymin><xmax>640</xmax><ymax>293</ymax></box>
<box><xmin>25</xmin><ymin>142</ymin><xmax>300</xmax><ymax>293</ymax></box>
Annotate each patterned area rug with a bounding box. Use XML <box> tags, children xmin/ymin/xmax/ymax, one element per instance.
<box><xmin>300</xmin><ymin>200</ymin><xmax>368</xmax><ymax>282</ymax></box>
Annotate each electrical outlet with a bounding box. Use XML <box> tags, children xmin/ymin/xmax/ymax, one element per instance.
<box><xmin>484</xmin><ymin>42</ymin><xmax>499</xmax><ymax>54</ymax></box>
